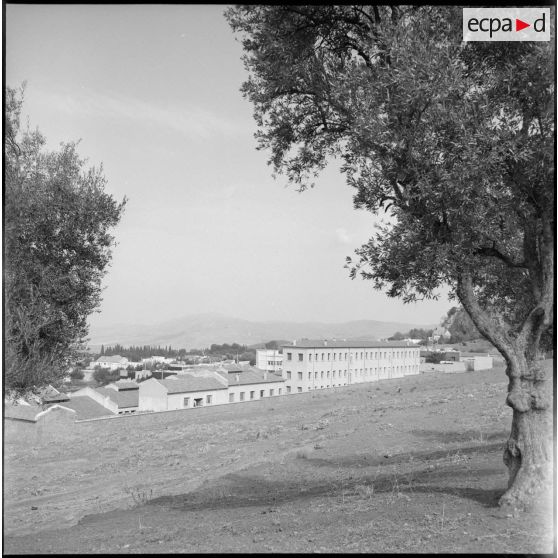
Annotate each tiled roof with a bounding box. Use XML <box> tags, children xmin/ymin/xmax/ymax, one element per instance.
<box><xmin>113</xmin><ymin>380</ymin><xmax>139</xmax><ymax>391</ymax></box>
<box><xmin>57</xmin><ymin>397</ymin><xmax>115</xmax><ymax>420</ymax></box>
<box><xmin>158</xmin><ymin>375</ymin><xmax>227</xmax><ymax>394</ymax></box>
<box><xmin>281</xmin><ymin>339</ymin><xmax>415</xmax><ymax>349</ymax></box>
<box><xmin>97</xmin><ymin>387</ymin><xmax>139</xmax><ymax>409</ymax></box>
<box><xmin>42</xmin><ymin>392</ymin><xmax>70</xmax><ymax>403</ymax></box>
<box><xmin>217</xmin><ymin>368</ymin><xmax>285</xmax><ymax>386</ymax></box>
<box><xmin>221</xmin><ymin>364</ymin><xmax>243</xmax><ymax>373</ymax></box>
<box><xmin>4</xmin><ymin>402</ymin><xmax>42</xmax><ymax>422</ymax></box>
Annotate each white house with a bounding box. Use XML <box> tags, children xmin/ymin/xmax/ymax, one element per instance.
<box><xmin>256</xmin><ymin>349</ymin><xmax>283</xmax><ymax>373</ymax></box>
<box><xmin>71</xmin><ymin>381</ymin><xmax>139</xmax><ymax>414</ymax></box>
<box><xmin>280</xmin><ymin>339</ymin><xmax>421</xmax><ymax>394</ymax></box>
<box><xmin>93</xmin><ymin>355</ymin><xmax>129</xmax><ymax>371</ymax></box>
<box><xmin>138</xmin><ymin>373</ymin><xmax>228</xmax><ymax>412</ymax></box>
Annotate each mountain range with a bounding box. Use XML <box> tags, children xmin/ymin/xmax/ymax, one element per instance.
<box><xmin>87</xmin><ymin>312</ymin><xmax>436</xmax><ymax>351</ymax></box>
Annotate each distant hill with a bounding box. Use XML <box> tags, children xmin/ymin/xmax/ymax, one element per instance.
<box><xmin>87</xmin><ymin>313</ymin><xmax>436</xmax><ymax>351</ymax></box>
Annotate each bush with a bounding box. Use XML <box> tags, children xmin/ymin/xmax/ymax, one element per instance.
<box><xmin>93</xmin><ymin>367</ymin><xmax>120</xmax><ymax>386</ymax></box>
<box><xmin>69</xmin><ymin>368</ymin><xmax>84</xmax><ymax>380</ymax></box>
<box><xmin>425</xmin><ymin>353</ymin><xmax>444</xmax><ymax>364</ymax></box>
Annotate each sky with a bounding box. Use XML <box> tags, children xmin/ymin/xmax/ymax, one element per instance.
<box><xmin>6</xmin><ymin>5</ymin><xmax>452</xmax><ymax>334</ymax></box>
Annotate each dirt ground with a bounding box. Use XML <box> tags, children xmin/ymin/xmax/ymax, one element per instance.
<box><xmin>4</xmin><ymin>366</ymin><xmax>555</xmax><ymax>554</ymax></box>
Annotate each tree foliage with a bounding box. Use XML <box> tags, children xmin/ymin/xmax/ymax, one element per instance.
<box><xmin>227</xmin><ymin>6</ymin><xmax>554</xmax><ymax>508</ymax></box>
<box><xmin>5</xmin><ymin>85</ymin><xmax>125</xmax><ymax>396</ymax></box>
<box><xmin>442</xmin><ymin>306</ymin><xmax>481</xmax><ymax>343</ymax></box>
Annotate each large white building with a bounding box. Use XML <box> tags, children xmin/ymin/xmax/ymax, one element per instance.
<box><xmin>280</xmin><ymin>339</ymin><xmax>421</xmax><ymax>393</ymax></box>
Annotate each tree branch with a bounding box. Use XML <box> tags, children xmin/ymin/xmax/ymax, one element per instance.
<box><xmin>475</xmin><ymin>245</ymin><xmax>527</xmax><ymax>269</ymax></box>
<box><xmin>456</xmin><ymin>272</ymin><xmax>516</xmax><ymax>368</ymax></box>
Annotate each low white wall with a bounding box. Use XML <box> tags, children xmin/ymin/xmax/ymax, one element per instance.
<box><xmin>420</xmin><ymin>362</ymin><xmax>467</xmax><ymax>374</ymax></box>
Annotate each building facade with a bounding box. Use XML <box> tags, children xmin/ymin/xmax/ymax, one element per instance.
<box><xmin>280</xmin><ymin>340</ymin><xmax>421</xmax><ymax>393</ymax></box>
<box><xmin>138</xmin><ymin>374</ymin><xmax>229</xmax><ymax>412</ymax></box>
<box><xmin>255</xmin><ymin>349</ymin><xmax>283</xmax><ymax>373</ymax></box>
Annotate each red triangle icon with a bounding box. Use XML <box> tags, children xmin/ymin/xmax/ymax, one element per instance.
<box><xmin>516</xmin><ymin>18</ymin><xmax>530</xmax><ymax>31</ymax></box>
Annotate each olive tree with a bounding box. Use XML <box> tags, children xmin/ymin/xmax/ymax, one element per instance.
<box><xmin>5</xmin><ymin>85</ymin><xmax>125</xmax><ymax>397</ymax></box>
<box><xmin>226</xmin><ymin>6</ymin><xmax>554</xmax><ymax>508</ymax></box>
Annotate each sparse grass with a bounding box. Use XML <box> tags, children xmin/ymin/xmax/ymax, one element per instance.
<box><xmin>4</xmin><ymin>364</ymin><xmax>553</xmax><ymax>555</ymax></box>
<box><xmin>124</xmin><ymin>486</ymin><xmax>153</xmax><ymax>507</ymax></box>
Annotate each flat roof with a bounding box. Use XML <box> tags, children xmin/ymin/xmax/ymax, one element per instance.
<box><xmin>281</xmin><ymin>340</ymin><xmax>417</xmax><ymax>349</ymax></box>
<box><xmin>216</xmin><ymin>368</ymin><xmax>284</xmax><ymax>386</ymax></box>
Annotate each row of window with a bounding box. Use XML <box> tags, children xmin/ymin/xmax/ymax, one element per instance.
<box><xmin>286</xmin><ymin>350</ymin><xmax>419</xmax><ymax>362</ymax></box>
<box><xmin>285</xmin><ymin>384</ymin><xmax>346</xmax><ymax>392</ymax></box>
<box><xmin>229</xmin><ymin>387</ymin><xmax>282</xmax><ymax>403</ymax></box>
<box><xmin>285</xmin><ymin>365</ymin><xmax>420</xmax><ymax>382</ymax></box>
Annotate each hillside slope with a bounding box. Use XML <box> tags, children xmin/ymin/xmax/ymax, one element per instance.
<box><xmin>87</xmin><ymin>312</ymin><xmax>435</xmax><ymax>350</ymax></box>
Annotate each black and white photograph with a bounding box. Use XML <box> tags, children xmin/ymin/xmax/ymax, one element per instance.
<box><xmin>4</xmin><ymin>4</ymin><xmax>555</xmax><ymax>553</ymax></box>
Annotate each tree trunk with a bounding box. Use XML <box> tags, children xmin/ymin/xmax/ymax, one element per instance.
<box><xmin>499</xmin><ymin>360</ymin><xmax>553</xmax><ymax>510</ymax></box>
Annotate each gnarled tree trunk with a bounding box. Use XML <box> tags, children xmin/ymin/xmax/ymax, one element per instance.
<box><xmin>499</xmin><ymin>359</ymin><xmax>553</xmax><ymax>509</ymax></box>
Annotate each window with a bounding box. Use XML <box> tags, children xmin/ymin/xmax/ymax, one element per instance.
<box><xmin>229</xmin><ymin>393</ymin><xmax>234</xmax><ymax>403</ymax></box>
<box><xmin>250</xmin><ymin>391</ymin><xmax>255</xmax><ymax>400</ymax></box>
<box><xmin>327</xmin><ymin>371</ymin><xmax>330</xmax><ymax>378</ymax></box>
<box><xmin>333</xmin><ymin>353</ymin><xmax>336</xmax><ymax>360</ymax></box>
<box><xmin>309</xmin><ymin>353</ymin><xmax>312</xmax><ymax>361</ymax></box>
<box><xmin>287</xmin><ymin>386</ymin><xmax>291</xmax><ymax>393</ymax></box>
<box><xmin>278</xmin><ymin>388</ymin><xmax>282</xmax><ymax>395</ymax></box>
<box><xmin>297</xmin><ymin>387</ymin><xmax>302</xmax><ymax>393</ymax></box>
<box><xmin>298</xmin><ymin>353</ymin><xmax>303</xmax><ymax>362</ymax></box>
<box><xmin>240</xmin><ymin>392</ymin><xmax>245</xmax><ymax>401</ymax></box>
<box><xmin>345</xmin><ymin>353</ymin><xmax>348</xmax><ymax>360</ymax></box>
<box><xmin>321</xmin><ymin>353</ymin><xmax>324</xmax><ymax>361</ymax></box>
<box><xmin>260</xmin><ymin>390</ymin><xmax>265</xmax><ymax>397</ymax></box>
<box><xmin>287</xmin><ymin>371</ymin><xmax>292</xmax><ymax>379</ymax></box>
<box><xmin>287</xmin><ymin>352</ymin><xmax>292</xmax><ymax>361</ymax></box>
<box><xmin>206</xmin><ymin>394</ymin><xmax>212</xmax><ymax>404</ymax></box>
<box><xmin>308</xmin><ymin>372</ymin><xmax>312</xmax><ymax>380</ymax></box>
<box><xmin>297</xmin><ymin>371</ymin><xmax>303</xmax><ymax>380</ymax></box>
<box><xmin>321</xmin><ymin>371</ymin><xmax>324</xmax><ymax>379</ymax></box>
<box><xmin>183</xmin><ymin>397</ymin><xmax>190</xmax><ymax>407</ymax></box>
<box><xmin>194</xmin><ymin>398</ymin><xmax>203</xmax><ymax>407</ymax></box>
<box><xmin>314</xmin><ymin>371</ymin><xmax>318</xmax><ymax>379</ymax></box>
<box><xmin>270</xmin><ymin>389</ymin><xmax>274</xmax><ymax>396</ymax></box>
<box><xmin>327</xmin><ymin>353</ymin><xmax>330</xmax><ymax>360</ymax></box>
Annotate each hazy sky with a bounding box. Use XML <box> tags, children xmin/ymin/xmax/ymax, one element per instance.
<box><xmin>6</xmin><ymin>5</ymin><xmax>452</xmax><ymax>334</ymax></box>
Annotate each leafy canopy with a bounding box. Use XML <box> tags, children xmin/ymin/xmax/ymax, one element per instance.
<box><xmin>227</xmin><ymin>6</ymin><xmax>554</xmax><ymax>363</ymax></box>
<box><xmin>5</xmin><ymin>85</ymin><xmax>126</xmax><ymax>396</ymax></box>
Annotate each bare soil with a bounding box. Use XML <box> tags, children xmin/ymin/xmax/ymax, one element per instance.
<box><xmin>4</xmin><ymin>366</ymin><xmax>554</xmax><ymax>554</ymax></box>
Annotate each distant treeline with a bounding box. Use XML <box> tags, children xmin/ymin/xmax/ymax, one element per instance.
<box><xmin>100</xmin><ymin>342</ymin><xmax>256</xmax><ymax>363</ymax></box>
<box><xmin>388</xmin><ymin>328</ymin><xmax>433</xmax><ymax>341</ymax></box>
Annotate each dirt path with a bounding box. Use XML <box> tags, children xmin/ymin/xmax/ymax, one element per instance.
<box><xmin>4</xmin><ymin>367</ymin><xmax>554</xmax><ymax>553</ymax></box>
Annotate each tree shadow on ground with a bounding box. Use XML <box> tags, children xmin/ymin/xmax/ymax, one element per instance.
<box><xmin>302</xmin><ymin>441</ymin><xmax>504</xmax><ymax>469</ymax></box>
<box><xmin>149</xmin><ymin>447</ymin><xmax>506</xmax><ymax>513</ymax></box>
<box><xmin>410</xmin><ymin>429</ymin><xmax>509</xmax><ymax>445</ymax></box>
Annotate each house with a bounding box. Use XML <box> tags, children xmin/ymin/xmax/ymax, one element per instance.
<box><xmin>71</xmin><ymin>381</ymin><xmax>139</xmax><ymax>414</ymax></box>
<box><xmin>256</xmin><ymin>349</ymin><xmax>283</xmax><ymax>373</ymax></box>
<box><xmin>217</xmin><ymin>366</ymin><xmax>285</xmax><ymax>403</ymax></box>
<box><xmin>280</xmin><ymin>339</ymin><xmax>421</xmax><ymax>394</ymax></box>
<box><xmin>45</xmin><ymin>396</ymin><xmax>116</xmax><ymax>420</ymax></box>
<box><xmin>431</xmin><ymin>327</ymin><xmax>451</xmax><ymax>343</ymax></box>
<box><xmin>138</xmin><ymin>373</ymin><xmax>228</xmax><ymax>412</ymax></box>
<box><xmin>93</xmin><ymin>355</ymin><xmax>129</xmax><ymax>371</ymax></box>
<box><xmin>4</xmin><ymin>403</ymin><xmax>77</xmax><ymax>443</ymax></box>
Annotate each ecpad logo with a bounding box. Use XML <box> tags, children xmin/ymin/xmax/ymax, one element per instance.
<box><xmin>463</xmin><ymin>8</ymin><xmax>550</xmax><ymax>41</ymax></box>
